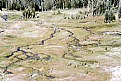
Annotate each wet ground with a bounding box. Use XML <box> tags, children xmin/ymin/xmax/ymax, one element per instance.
<box><xmin>0</xmin><ymin>10</ymin><xmax>121</xmax><ymax>81</ymax></box>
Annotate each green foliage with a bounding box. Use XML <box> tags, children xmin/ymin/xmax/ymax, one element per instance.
<box><xmin>0</xmin><ymin>2</ymin><xmax>2</xmax><ymax>11</ymax></box>
<box><xmin>104</xmin><ymin>9</ymin><xmax>115</xmax><ymax>23</ymax></box>
<box><xmin>53</xmin><ymin>9</ymin><xmax>62</xmax><ymax>15</ymax></box>
<box><xmin>0</xmin><ymin>0</ymin><xmax>119</xmax><ymax>18</ymax></box>
<box><xmin>78</xmin><ymin>10</ymin><xmax>82</xmax><ymax>14</ymax></box>
<box><xmin>5</xmin><ymin>35</ymin><xmax>16</xmax><ymax>38</ymax></box>
<box><xmin>44</xmin><ymin>0</ymin><xmax>52</xmax><ymax>11</ymax></box>
<box><xmin>71</xmin><ymin>15</ymin><xmax>74</xmax><ymax>19</ymax></box>
<box><xmin>118</xmin><ymin>6</ymin><xmax>121</xmax><ymax>19</ymax></box>
<box><xmin>23</xmin><ymin>7</ymin><xmax>35</xmax><ymax>19</ymax></box>
<box><xmin>57</xmin><ymin>10</ymin><xmax>61</xmax><ymax>14</ymax></box>
<box><xmin>71</xmin><ymin>0</ymin><xmax>76</xmax><ymax>8</ymax></box>
<box><xmin>16</xmin><ymin>3</ymin><xmax>21</xmax><ymax>11</ymax></box>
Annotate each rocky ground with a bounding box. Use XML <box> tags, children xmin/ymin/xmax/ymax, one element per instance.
<box><xmin>0</xmin><ymin>9</ymin><xmax>121</xmax><ymax>81</ymax></box>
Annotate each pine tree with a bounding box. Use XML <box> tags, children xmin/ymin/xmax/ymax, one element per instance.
<box><xmin>118</xmin><ymin>0</ymin><xmax>121</xmax><ymax>19</ymax></box>
<box><xmin>0</xmin><ymin>1</ymin><xmax>2</xmax><ymax>11</ymax></box>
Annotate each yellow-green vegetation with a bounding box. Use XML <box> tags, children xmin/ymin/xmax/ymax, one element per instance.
<box><xmin>0</xmin><ymin>9</ymin><xmax>121</xmax><ymax>81</ymax></box>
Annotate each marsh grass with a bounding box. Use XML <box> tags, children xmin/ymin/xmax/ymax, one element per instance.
<box><xmin>0</xmin><ymin>9</ymin><xmax>121</xmax><ymax>81</ymax></box>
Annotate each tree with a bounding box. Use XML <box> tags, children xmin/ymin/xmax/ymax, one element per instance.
<box><xmin>104</xmin><ymin>10</ymin><xmax>110</xmax><ymax>23</ymax></box>
<box><xmin>118</xmin><ymin>0</ymin><xmax>121</xmax><ymax>19</ymax></box>
<box><xmin>0</xmin><ymin>1</ymin><xmax>2</xmax><ymax>11</ymax></box>
<box><xmin>71</xmin><ymin>0</ymin><xmax>76</xmax><ymax>8</ymax></box>
<box><xmin>104</xmin><ymin>9</ymin><xmax>115</xmax><ymax>23</ymax></box>
<box><xmin>44</xmin><ymin>0</ymin><xmax>52</xmax><ymax>11</ymax></box>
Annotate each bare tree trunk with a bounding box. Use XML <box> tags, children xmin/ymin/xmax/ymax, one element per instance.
<box><xmin>62</xmin><ymin>0</ymin><xmax>65</xmax><ymax>9</ymax></box>
<box><xmin>6</xmin><ymin>1</ymin><xmax>8</xmax><ymax>10</ymax></box>
<box><xmin>118</xmin><ymin>0</ymin><xmax>121</xmax><ymax>14</ymax></box>
<box><xmin>119</xmin><ymin>0</ymin><xmax>121</xmax><ymax>8</ymax></box>
<box><xmin>88</xmin><ymin>0</ymin><xmax>90</xmax><ymax>12</ymax></box>
<box><xmin>92</xmin><ymin>0</ymin><xmax>94</xmax><ymax>16</ymax></box>
<box><xmin>118</xmin><ymin>0</ymin><xmax>121</xmax><ymax>19</ymax></box>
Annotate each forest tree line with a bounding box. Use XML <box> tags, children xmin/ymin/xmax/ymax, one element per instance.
<box><xmin>0</xmin><ymin>0</ymin><xmax>120</xmax><ymax>11</ymax></box>
<box><xmin>0</xmin><ymin>0</ymin><xmax>121</xmax><ymax>20</ymax></box>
